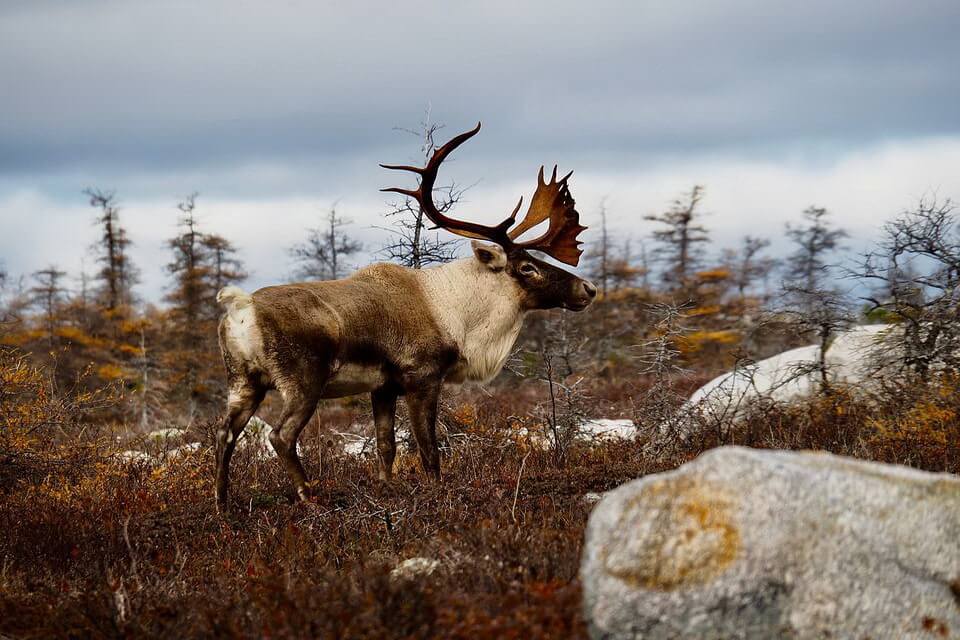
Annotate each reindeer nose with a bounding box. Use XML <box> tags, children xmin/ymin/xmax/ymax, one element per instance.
<box><xmin>582</xmin><ymin>281</ymin><xmax>598</xmax><ymax>299</ymax></box>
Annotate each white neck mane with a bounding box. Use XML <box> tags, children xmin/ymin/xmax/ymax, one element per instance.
<box><xmin>417</xmin><ymin>258</ymin><xmax>526</xmax><ymax>383</ymax></box>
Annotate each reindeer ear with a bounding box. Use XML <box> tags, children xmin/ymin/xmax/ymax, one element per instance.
<box><xmin>471</xmin><ymin>241</ymin><xmax>507</xmax><ymax>271</ymax></box>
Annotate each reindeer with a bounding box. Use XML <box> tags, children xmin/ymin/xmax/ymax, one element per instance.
<box><xmin>214</xmin><ymin>123</ymin><xmax>596</xmax><ymax>508</ymax></box>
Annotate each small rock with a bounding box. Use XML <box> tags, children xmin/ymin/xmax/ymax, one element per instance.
<box><xmin>581</xmin><ymin>446</ymin><xmax>960</xmax><ymax>639</ymax></box>
<box><xmin>390</xmin><ymin>557</ymin><xmax>441</xmax><ymax>582</ymax></box>
<box><xmin>517</xmin><ymin>418</ymin><xmax>636</xmax><ymax>450</ymax></box>
<box><xmin>164</xmin><ymin>442</ymin><xmax>201</xmax><ymax>461</ymax></box>
<box><xmin>144</xmin><ymin>428</ymin><xmax>187</xmax><ymax>442</ymax></box>
<box><xmin>579</xmin><ymin>419</ymin><xmax>636</xmax><ymax>441</ymax></box>
<box><xmin>335</xmin><ymin>431</ymin><xmax>372</xmax><ymax>457</ymax></box>
<box><xmin>115</xmin><ymin>450</ymin><xmax>154</xmax><ymax>464</ymax></box>
<box><xmin>582</xmin><ymin>492</ymin><xmax>603</xmax><ymax>505</ymax></box>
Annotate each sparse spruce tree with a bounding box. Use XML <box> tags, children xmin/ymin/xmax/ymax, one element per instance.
<box><xmin>784</xmin><ymin>206</ymin><xmax>847</xmax><ymax>307</ymax></box>
<box><xmin>29</xmin><ymin>266</ymin><xmax>67</xmax><ymax>348</ymax></box>
<box><xmin>165</xmin><ymin>193</ymin><xmax>246</xmax><ymax>421</ymax></box>
<box><xmin>291</xmin><ymin>204</ymin><xmax>363</xmax><ymax>280</ymax></box>
<box><xmin>85</xmin><ymin>188</ymin><xmax>137</xmax><ymax>311</ymax></box>
<box><xmin>202</xmin><ymin>234</ymin><xmax>247</xmax><ymax>307</ymax></box>
<box><xmin>83</xmin><ymin>188</ymin><xmax>141</xmax><ymax>390</ymax></box>
<box><xmin>645</xmin><ymin>185</ymin><xmax>710</xmax><ymax>293</ymax></box>
<box><xmin>166</xmin><ymin>193</ymin><xmax>209</xmax><ymax>325</ymax></box>
<box><xmin>725</xmin><ymin>235</ymin><xmax>776</xmax><ymax>307</ymax></box>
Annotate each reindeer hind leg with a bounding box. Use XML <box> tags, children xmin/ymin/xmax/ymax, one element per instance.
<box><xmin>216</xmin><ymin>382</ymin><xmax>265</xmax><ymax>510</ymax></box>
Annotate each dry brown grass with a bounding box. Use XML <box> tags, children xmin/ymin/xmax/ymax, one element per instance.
<box><xmin>2</xmin><ymin>346</ymin><xmax>958</xmax><ymax>639</ymax></box>
<box><xmin>0</xmin><ymin>433</ymin><xmax>651</xmax><ymax>639</ymax></box>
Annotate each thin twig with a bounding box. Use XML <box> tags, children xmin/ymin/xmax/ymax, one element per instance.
<box><xmin>511</xmin><ymin>451</ymin><xmax>531</xmax><ymax>524</ymax></box>
<box><xmin>121</xmin><ymin>515</ymin><xmax>141</xmax><ymax>590</ymax></box>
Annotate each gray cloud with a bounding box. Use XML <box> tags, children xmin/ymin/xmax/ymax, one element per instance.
<box><xmin>2</xmin><ymin>0</ymin><xmax>958</xmax><ymax>177</ymax></box>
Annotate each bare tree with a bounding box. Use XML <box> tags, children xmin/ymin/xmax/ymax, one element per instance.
<box><xmin>779</xmin><ymin>284</ymin><xmax>855</xmax><ymax>393</ymax></box>
<box><xmin>85</xmin><ymin>188</ymin><xmax>137</xmax><ymax>310</ymax></box>
<box><xmin>129</xmin><ymin>314</ymin><xmax>170</xmax><ymax>429</ymax></box>
<box><xmin>633</xmin><ymin>302</ymin><xmax>693</xmax><ymax>452</ymax></box>
<box><xmin>379</xmin><ymin>109</ymin><xmax>463</xmax><ymax>268</ymax></box>
<box><xmin>645</xmin><ymin>185</ymin><xmax>710</xmax><ymax>292</ymax></box>
<box><xmin>291</xmin><ymin>204</ymin><xmax>363</xmax><ymax>280</ymax></box>
<box><xmin>784</xmin><ymin>206</ymin><xmax>847</xmax><ymax>306</ymax></box>
<box><xmin>608</xmin><ymin>237</ymin><xmax>643</xmax><ymax>292</ymax></box>
<box><xmin>853</xmin><ymin>196</ymin><xmax>960</xmax><ymax>378</ymax></box>
<box><xmin>638</xmin><ymin>239</ymin><xmax>651</xmax><ymax>290</ymax></box>
<box><xmin>586</xmin><ymin>199</ymin><xmax>612</xmax><ymax>296</ymax></box>
<box><xmin>527</xmin><ymin>311</ymin><xmax>588</xmax><ymax>467</ymax></box>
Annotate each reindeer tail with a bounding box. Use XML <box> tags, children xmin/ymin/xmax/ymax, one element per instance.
<box><xmin>216</xmin><ymin>286</ymin><xmax>252</xmax><ymax>309</ymax></box>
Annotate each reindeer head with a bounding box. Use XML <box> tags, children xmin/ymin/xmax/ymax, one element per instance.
<box><xmin>382</xmin><ymin>123</ymin><xmax>597</xmax><ymax>312</ymax></box>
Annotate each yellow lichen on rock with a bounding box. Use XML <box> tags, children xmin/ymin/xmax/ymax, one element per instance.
<box><xmin>602</xmin><ymin>477</ymin><xmax>740</xmax><ymax>590</ymax></box>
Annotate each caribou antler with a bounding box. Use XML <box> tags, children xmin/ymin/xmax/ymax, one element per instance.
<box><xmin>380</xmin><ymin>123</ymin><xmax>518</xmax><ymax>244</ymax></box>
<box><xmin>381</xmin><ymin>122</ymin><xmax>587</xmax><ymax>266</ymax></box>
<box><xmin>508</xmin><ymin>165</ymin><xmax>587</xmax><ymax>266</ymax></box>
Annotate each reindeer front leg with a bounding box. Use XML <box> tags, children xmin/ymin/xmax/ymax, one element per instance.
<box><xmin>405</xmin><ymin>380</ymin><xmax>442</xmax><ymax>479</ymax></box>
<box><xmin>372</xmin><ymin>386</ymin><xmax>398</xmax><ymax>481</ymax></box>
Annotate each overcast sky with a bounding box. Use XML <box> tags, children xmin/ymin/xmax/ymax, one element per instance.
<box><xmin>2</xmin><ymin>0</ymin><xmax>959</xmax><ymax>300</ymax></box>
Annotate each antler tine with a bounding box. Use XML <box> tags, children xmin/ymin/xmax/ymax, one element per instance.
<box><xmin>510</xmin><ymin>196</ymin><xmax>523</xmax><ymax>219</ymax></box>
<box><xmin>379</xmin><ymin>163</ymin><xmax>425</xmax><ymax>174</ymax></box>
<box><xmin>508</xmin><ymin>163</ymin><xmax>586</xmax><ymax>266</ymax></box>
<box><xmin>380</xmin><ymin>187</ymin><xmax>420</xmax><ymax>199</ymax></box>
<box><xmin>380</xmin><ymin>122</ymin><xmax>516</xmax><ymax>244</ymax></box>
<box><xmin>541</xmin><ymin>164</ymin><xmax>573</xmax><ymax>186</ymax></box>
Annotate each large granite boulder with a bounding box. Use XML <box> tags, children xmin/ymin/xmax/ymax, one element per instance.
<box><xmin>581</xmin><ymin>446</ymin><xmax>960</xmax><ymax>639</ymax></box>
<box><xmin>684</xmin><ymin>324</ymin><xmax>894</xmax><ymax>425</ymax></box>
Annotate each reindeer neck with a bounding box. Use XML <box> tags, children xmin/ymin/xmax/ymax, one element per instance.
<box><xmin>417</xmin><ymin>258</ymin><xmax>526</xmax><ymax>382</ymax></box>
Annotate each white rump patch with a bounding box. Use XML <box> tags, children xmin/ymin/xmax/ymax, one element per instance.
<box><xmin>221</xmin><ymin>288</ymin><xmax>262</xmax><ymax>363</ymax></box>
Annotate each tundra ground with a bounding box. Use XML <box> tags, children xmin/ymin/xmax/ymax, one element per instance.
<box><xmin>2</xmin><ymin>379</ymin><xmax>958</xmax><ymax>639</ymax></box>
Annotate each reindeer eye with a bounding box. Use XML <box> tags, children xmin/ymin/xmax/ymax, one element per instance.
<box><xmin>519</xmin><ymin>263</ymin><xmax>539</xmax><ymax>277</ymax></box>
